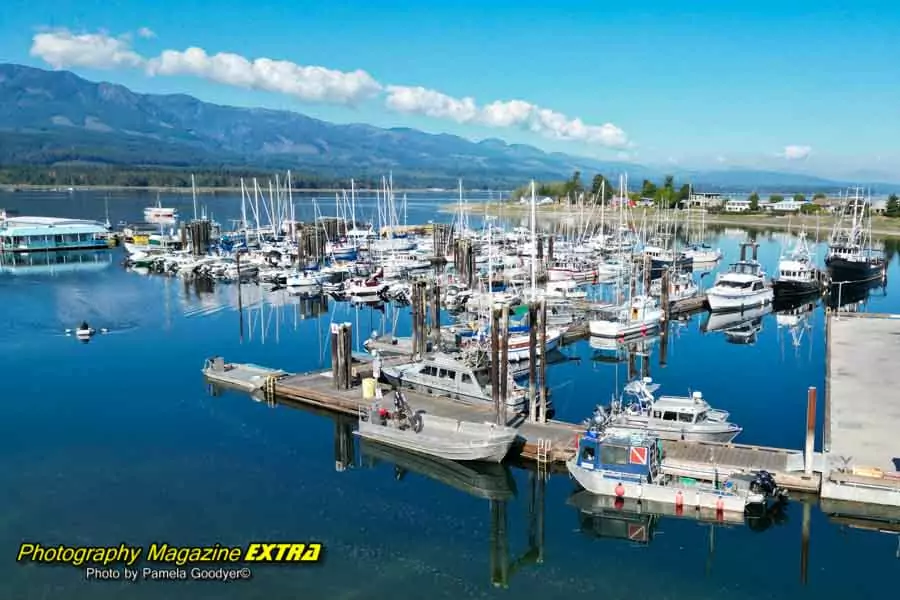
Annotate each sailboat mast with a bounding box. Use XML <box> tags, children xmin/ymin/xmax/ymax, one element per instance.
<box><xmin>530</xmin><ymin>180</ymin><xmax>537</xmax><ymax>299</ymax></box>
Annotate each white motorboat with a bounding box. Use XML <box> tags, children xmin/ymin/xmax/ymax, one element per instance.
<box><xmin>589</xmin><ymin>377</ymin><xmax>742</xmax><ymax>443</ymax></box>
<box><xmin>589</xmin><ymin>295</ymin><xmax>662</xmax><ymax>338</ymax></box>
<box><xmin>706</xmin><ymin>243</ymin><xmax>773</xmax><ymax>312</ymax></box>
<box><xmin>354</xmin><ymin>391</ymin><xmax>519</xmax><ymax>463</ymax></box>
<box><xmin>649</xmin><ymin>270</ymin><xmax>698</xmax><ymax>303</ymax></box>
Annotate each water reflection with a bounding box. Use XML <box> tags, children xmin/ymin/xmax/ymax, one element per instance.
<box><xmin>702</xmin><ymin>304</ymin><xmax>772</xmax><ymax>344</ymax></box>
<box><xmin>0</xmin><ymin>249</ymin><xmax>113</xmax><ymax>275</ymax></box>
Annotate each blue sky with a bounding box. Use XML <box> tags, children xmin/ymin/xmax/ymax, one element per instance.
<box><xmin>2</xmin><ymin>0</ymin><xmax>899</xmax><ymax>179</ymax></box>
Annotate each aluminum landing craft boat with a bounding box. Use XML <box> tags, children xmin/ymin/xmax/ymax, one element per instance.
<box><xmin>359</xmin><ymin>439</ymin><xmax>517</xmax><ymax>500</ymax></box>
<box><xmin>567</xmin><ymin>429</ymin><xmax>787</xmax><ymax>514</ymax></box>
<box><xmin>355</xmin><ymin>391</ymin><xmax>519</xmax><ymax>463</ymax></box>
<box><xmin>587</xmin><ymin>377</ymin><xmax>742</xmax><ymax>443</ymax></box>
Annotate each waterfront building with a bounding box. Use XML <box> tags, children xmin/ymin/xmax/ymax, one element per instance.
<box><xmin>0</xmin><ymin>216</ymin><xmax>110</xmax><ymax>253</ymax></box>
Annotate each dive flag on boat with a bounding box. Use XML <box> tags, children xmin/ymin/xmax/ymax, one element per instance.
<box><xmin>627</xmin><ymin>524</ymin><xmax>647</xmax><ymax>542</ymax></box>
<box><xmin>629</xmin><ymin>447</ymin><xmax>648</xmax><ymax>465</ymax></box>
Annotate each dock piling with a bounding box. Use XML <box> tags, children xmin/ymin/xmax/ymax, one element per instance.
<box><xmin>660</xmin><ymin>269</ymin><xmax>671</xmax><ymax>321</ymax></box>
<box><xmin>528</xmin><ymin>302</ymin><xmax>538</xmax><ymax>424</ymax></box>
<box><xmin>331</xmin><ymin>323</ymin><xmax>353</xmax><ymax>390</ymax></box>
<box><xmin>805</xmin><ymin>386</ymin><xmax>816</xmax><ymax>475</ymax></box>
<box><xmin>491</xmin><ymin>305</ymin><xmax>502</xmax><ymax>425</ymax></box>
<box><xmin>430</xmin><ymin>282</ymin><xmax>441</xmax><ymax>350</ymax></box>
<box><xmin>499</xmin><ymin>303</ymin><xmax>510</xmax><ymax>426</ymax></box>
<box><xmin>538</xmin><ymin>298</ymin><xmax>548</xmax><ymax>424</ymax></box>
<box><xmin>800</xmin><ymin>500</ymin><xmax>811</xmax><ymax>584</ymax></box>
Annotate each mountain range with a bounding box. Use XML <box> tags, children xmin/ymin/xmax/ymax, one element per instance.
<box><xmin>0</xmin><ymin>63</ymin><xmax>891</xmax><ymax>190</ymax></box>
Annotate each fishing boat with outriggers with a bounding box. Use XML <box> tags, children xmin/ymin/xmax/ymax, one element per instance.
<box><xmin>567</xmin><ymin>428</ymin><xmax>787</xmax><ymax>514</ymax></box>
<box><xmin>354</xmin><ymin>389</ymin><xmax>519</xmax><ymax>463</ymax></box>
<box><xmin>825</xmin><ymin>188</ymin><xmax>886</xmax><ymax>284</ymax></box>
<box><xmin>772</xmin><ymin>230</ymin><xmax>829</xmax><ymax>300</ymax></box>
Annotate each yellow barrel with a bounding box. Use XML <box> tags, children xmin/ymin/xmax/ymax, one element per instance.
<box><xmin>362</xmin><ymin>378</ymin><xmax>377</xmax><ymax>400</ymax></box>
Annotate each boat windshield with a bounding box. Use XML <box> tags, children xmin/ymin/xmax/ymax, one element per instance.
<box><xmin>717</xmin><ymin>280</ymin><xmax>753</xmax><ymax>289</ymax></box>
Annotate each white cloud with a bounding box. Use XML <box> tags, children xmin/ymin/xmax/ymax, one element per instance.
<box><xmin>386</xmin><ymin>87</ymin><xmax>628</xmax><ymax>148</ymax></box>
<box><xmin>715</xmin><ymin>155</ymin><xmax>727</xmax><ymax>163</ymax></box>
<box><xmin>29</xmin><ymin>28</ymin><xmax>628</xmax><ymax>146</ymax></box>
<box><xmin>384</xmin><ymin>86</ymin><xmax>478</xmax><ymax>122</ymax></box>
<box><xmin>30</xmin><ymin>29</ymin><xmax>144</xmax><ymax>69</ymax></box>
<box><xmin>780</xmin><ymin>145</ymin><xmax>811</xmax><ymax>160</ymax></box>
<box><xmin>146</xmin><ymin>48</ymin><xmax>382</xmax><ymax>104</ymax></box>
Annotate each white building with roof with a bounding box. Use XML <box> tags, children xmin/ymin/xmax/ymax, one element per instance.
<box><xmin>0</xmin><ymin>216</ymin><xmax>111</xmax><ymax>253</ymax></box>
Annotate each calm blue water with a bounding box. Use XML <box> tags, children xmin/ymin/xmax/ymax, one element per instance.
<box><xmin>1</xmin><ymin>190</ymin><xmax>898</xmax><ymax>598</ymax></box>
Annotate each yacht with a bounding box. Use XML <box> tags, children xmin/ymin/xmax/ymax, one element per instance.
<box><xmin>773</xmin><ymin>231</ymin><xmax>827</xmax><ymax>300</ymax></box>
<box><xmin>380</xmin><ymin>352</ymin><xmax>528</xmax><ymax>413</ymax></box>
<box><xmin>825</xmin><ymin>188</ymin><xmax>886</xmax><ymax>283</ymax></box>
<box><xmin>705</xmin><ymin>242</ymin><xmax>773</xmax><ymax>312</ymax></box>
<box><xmin>588</xmin><ymin>295</ymin><xmax>662</xmax><ymax>338</ymax></box>
<box><xmin>588</xmin><ymin>377</ymin><xmax>742</xmax><ymax>443</ymax></box>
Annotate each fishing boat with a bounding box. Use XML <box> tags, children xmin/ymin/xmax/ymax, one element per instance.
<box><xmin>705</xmin><ymin>242</ymin><xmax>773</xmax><ymax>312</ymax></box>
<box><xmin>825</xmin><ymin>188</ymin><xmax>886</xmax><ymax>283</ymax></box>
<box><xmin>381</xmin><ymin>352</ymin><xmax>528</xmax><ymax>413</ymax></box>
<box><xmin>588</xmin><ymin>295</ymin><xmax>662</xmax><ymax>338</ymax></box>
<box><xmin>355</xmin><ymin>390</ymin><xmax>519</xmax><ymax>462</ymax></box>
<box><xmin>649</xmin><ymin>270</ymin><xmax>699</xmax><ymax>304</ymax></box>
<box><xmin>587</xmin><ymin>377</ymin><xmax>742</xmax><ymax>443</ymax></box>
<box><xmin>567</xmin><ymin>429</ymin><xmax>785</xmax><ymax>514</ymax></box>
<box><xmin>773</xmin><ymin>231</ymin><xmax>828</xmax><ymax>300</ymax></box>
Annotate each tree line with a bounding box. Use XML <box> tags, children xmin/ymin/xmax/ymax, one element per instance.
<box><xmin>513</xmin><ymin>171</ymin><xmax>692</xmax><ymax>208</ymax></box>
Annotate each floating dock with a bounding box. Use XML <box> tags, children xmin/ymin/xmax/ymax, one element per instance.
<box><xmin>822</xmin><ymin>313</ymin><xmax>900</xmax><ymax>506</ymax></box>
<box><xmin>203</xmin><ymin>357</ymin><xmax>820</xmax><ymax>493</ymax></box>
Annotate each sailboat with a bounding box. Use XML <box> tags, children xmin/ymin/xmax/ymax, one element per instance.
<box><xmin>825</xmin><ymin>188</ymin><xmax>886</xmax><ymax>283</ymax></box>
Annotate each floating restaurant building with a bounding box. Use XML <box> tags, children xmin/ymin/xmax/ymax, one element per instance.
<box><xmin>0</xmin><ymin>216</ymin><xmax>111</xmax><ymax>253</ymax></box>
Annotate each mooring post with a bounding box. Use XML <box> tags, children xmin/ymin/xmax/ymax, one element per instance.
<box><xmin>330</xmin><ymin>323</ymin><xmax>340</xmax><ymax>387</ymax></box>
<box><xmin>528</xmin><ymin>302</ymin><xmax>538</xmax><ymax>424</ymax></box>
<box><xmin>490</xmin><ymin>305</ymin><xmax>501</xmax><ymax>423</ymax></box>
<box><xmin>499</xmin><ymin>303</ymin><xmax>510</xmax><ymax>425</ymax></box>
<box><xmin>805</xmin><ymin>386</ymin><xmax>816</xmax><ymax>475</ymax></box>
<box><xmin>343</xmin><ymin>322</ymin><xmax>353</xmax><ymax>389</ymax></box>
<box><xmin>547</xmin><ymin>236</ymin><xmax>554</xmax><ymax>263</ymax></box>
<box><xmin>431</xmin><ymin>282</ymin><xmax>441</xmax><ymax>350</ymax></box>
<box><xmin>410</xmin><ymin>283</ymin><xmax>420</xmax><ymax>359</ymax></box>
<box><xmin>660</xmin><ymin>268</ymin><xmax>670</xmax><ymax>320</ymax></box>
<box><xmin>642</xmin><ymin>253</ymin><xmax>651</xmax><ymax>292</ymax></box>
<box><xmin>659</xmin><ymin>319</ymin><xmax>669</xmax><ymax>367</ymax></box>
<box><xmin>419</xmin><ymin>280</ymin><xmax>428</xmax><ymax>355</ymax></box>
<box><xmin>538</xmin><ymin>298</ymin><xmax>548</xmax><ymax>424</ymax></box>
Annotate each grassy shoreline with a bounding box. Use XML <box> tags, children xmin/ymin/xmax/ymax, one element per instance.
<box><xmin>439</xmin><ymin>201</ymin><xmax>900</xmax><ymax>238</ymax></box>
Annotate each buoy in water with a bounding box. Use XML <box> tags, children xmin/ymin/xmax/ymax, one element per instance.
<box><xmin>716</xmin><ymin>497</ymin><xmax>724</xmax><ymax>512</ymax></box>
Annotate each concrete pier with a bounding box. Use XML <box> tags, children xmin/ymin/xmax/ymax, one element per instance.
<box><xmin>822</xmin><ymin>313</ymin><xmax>900</xmax><ymax>506</ymax></box>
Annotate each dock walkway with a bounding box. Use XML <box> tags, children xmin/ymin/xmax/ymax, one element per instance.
<box><xmin>822</xmin><ymin>313</ymin><xmax>900</xmax><ymax>506</ymax></box>
<box><xmin>203</xmin><ymin>358</ymin><xmax>819</xmax><ymax>492</ymax></box>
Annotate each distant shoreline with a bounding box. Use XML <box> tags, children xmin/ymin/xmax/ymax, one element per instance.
<box><xmin>439</xmin><ymin>201</ymin><xmax>900</xmax><ymax>238</ymax></box>
<box><xmin>0</xmin><ymin>184</ymin><xmax>467</xmax><ymax>195</ymax></box>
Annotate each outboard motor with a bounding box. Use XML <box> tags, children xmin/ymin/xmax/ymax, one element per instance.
<box><xmin>750</xmin><ymin>470</ymin><xmax>789</xmax><ymax>502</ymax></box>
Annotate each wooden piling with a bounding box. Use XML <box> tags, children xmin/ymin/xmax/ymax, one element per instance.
<box><xmin>330</xmin><ymin>323</ymin><xmax>340</xmax><ymax>386</ymax></box>
<box><xmin>660</xmin><ymin>268</ymin><xmax>671</xmax><ymax>321</ymax></box>
<box><xmin>805</xmin><ymin>386</ymin><xmax>816</xmax><ymax>475</ymax></box>
<box><xmin>331</xmin><ymin>322</ymin><xmax>352</xmax><ymax>390</ymax></box>
<box><xmin>528</xmin><ymin>302</ymin><xmax>538</xmax><ymax>424</ymax></box>
<box><xmin>490</xmin><ymin>306</ymin><xmax>501</xmax><ymax>424</ymax></box>
<box><xmin>499</xmin><ymin>303</ymin><xmax>510</xmax><ymax>426</ymax></box>
<box><xmin>538</xmin><ymin>298</ymin><xmax>548</xmax><ymax>424</ymax></box>
<box><xmin>430</xmin><ymin>282</ymin><xmax>441</xmax><ymax>350</ymax></box>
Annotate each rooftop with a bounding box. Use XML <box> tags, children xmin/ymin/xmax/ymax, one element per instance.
<box><xmin>1</xmin><ymin>216</ymin><xmax>108</xmax><ymax>237</ymax></box>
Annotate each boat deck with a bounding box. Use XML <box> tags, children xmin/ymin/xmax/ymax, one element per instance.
<box><xmin>822</xmin><ymin>313</ymin><xmax>900</xmax><ymax>506</ymax></box>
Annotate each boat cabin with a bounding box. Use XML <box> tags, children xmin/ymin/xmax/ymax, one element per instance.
<box><xmin>387</xmin><ymin>353</ymin><xmax>502</xmax><ymax>402</ymax></box>
<box><xmin>636</xmin><ymin>393</ymin><xmax>720</xmax><ymax>426</ymax></box>
<box><xmin>575</xmin><ymin>430</ymin><xmax>661</xmax><ymax>483</ymax></box>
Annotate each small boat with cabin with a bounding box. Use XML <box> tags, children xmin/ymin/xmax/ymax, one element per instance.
<box><xmin>381</xmin><ymin>352</ymin><xmax>528</xmax><ymax>413</ymax></box>
<box><xmin>705</xmin><ymin>242</ymin><xmax>773</xmax><ymax>312</ymax></box>
<box><xmin>354</xmin><ymin>389</ymin><xmax>519</xmax><ymax>463</ymax></box>
<box><xmin>587</xmin><ymin>377</ymin><xmax>742</xmax><ymax>443</ymax></box>
<box><xmin>588</xmin><ymin>295</ymin><xmax>662</xmax><ymax>338</ymax></box>
<box><xmin>567</xmin><ymin>429</ymin><xmax>786</xmax><ymax>514</ymax></box>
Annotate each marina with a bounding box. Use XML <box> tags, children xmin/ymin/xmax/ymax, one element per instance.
<box><xmin>3</xmin><ymin>188</ymin><xmax>900</xmax><ymax>598</ymax></box>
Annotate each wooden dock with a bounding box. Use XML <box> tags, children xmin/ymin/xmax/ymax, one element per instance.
<box><xmin>203</xmin><ymin>357</ymin><xmax>821</xmax><ymax>493</ymax></box>
<box><xmin>822</xmin><ymin>312</ymin><xmax>900</xmax><ymax>507</ymax></box>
